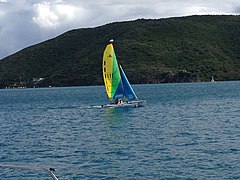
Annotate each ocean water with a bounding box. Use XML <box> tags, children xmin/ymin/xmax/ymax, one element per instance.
<box><xmin>0</xmin><ymin>81</ymin><xmax>239</xmax><ymax>179</ymax></box>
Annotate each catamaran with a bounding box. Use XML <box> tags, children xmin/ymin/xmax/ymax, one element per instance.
<box><xmin>101</xmin><ymin>39</ymin><xmax>146</xmax><ymax>108</ymax></box>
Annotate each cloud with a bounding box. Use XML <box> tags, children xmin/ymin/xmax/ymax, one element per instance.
<box><xmin>234</xmin><ymin>6</ymin><xmax>240</xmax><ymax>13</ymax></box>
<box><xmin>32</xmin><ymin>1</ymin><xmax>84</xmax><ymax>29</ymax></box>
<box><xmin>0</xmin><ymin>0</ymin><xmax>240</xmax><ymax>59</ymax></box>
<box><xmin>33</xmin><ymin>2</ymin><xmax>59</xmax><ymax>28</ymax></box>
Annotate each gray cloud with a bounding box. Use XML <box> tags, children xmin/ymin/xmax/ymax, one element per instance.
<box><xmin>235</xmin><ymin>6</ymin><xmax>240</xmax><ymax>13</ymax></box>
<box><xmin>0</xmin><ymin>0</ymin><xmax>240</xmax><ymax>59</ymax></box>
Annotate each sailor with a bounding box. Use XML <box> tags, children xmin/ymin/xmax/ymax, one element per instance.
<box><xmin>114</xmin><ymin>98</ymin><xmax>123</xmax><ymax>105</ymax></box>
<box><xmin>118</xmin><ymin>98</ymin><xmax>123</xmax><ymax>105</ymax></box>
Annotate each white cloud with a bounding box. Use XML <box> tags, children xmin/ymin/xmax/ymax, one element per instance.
<box><xmin>33</xmin><ymin>2</ymin><xmax>59</xmax><ymax>29</ymax></box>
<box><xmin>32</xmin><ymin>1</ymin><xmax>88</xmax><ymax>29</ymax></box>
<box><xmin>55</xmin><ymin>4</ymin><xmax>77</xmax><ymax>19</ymax></box>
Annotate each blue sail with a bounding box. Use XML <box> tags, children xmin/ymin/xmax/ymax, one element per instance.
<box><xmin>113</xmin><ymin>82</ymin><xmax>124</xmax><ymax>101</ymax></box>
<box><xmin>119</xmin><ymin>65</ymin><xmax>138</xmax><ymax>101</ymax></box>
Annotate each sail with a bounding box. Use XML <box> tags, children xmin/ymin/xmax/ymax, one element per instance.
<box><xmin>102</xmin><ymin>41</ymin><xmax>124</xmax><ymax>101</ymax></box>
<box><xmin>119</xmin><ymin>65</ymin><xmax>138</xmax><ymax>101</ymax></box>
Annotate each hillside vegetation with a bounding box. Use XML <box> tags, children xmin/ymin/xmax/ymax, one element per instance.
<box><xmin>0</xmin><ymin>15</ymin><xmax>240</xmax><ymax>88</ymax></box>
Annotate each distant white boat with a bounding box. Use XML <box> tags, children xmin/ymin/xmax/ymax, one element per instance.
<box><xmin>211</xmin><ymin>76</ymin><xmax>215</xmax><ymax>83</ymax></box>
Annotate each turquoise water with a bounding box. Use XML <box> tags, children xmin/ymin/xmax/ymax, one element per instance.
<box><xmin>0</xmin><ymin>82</ymin><xmax>239</xmax><ymax>179</ymax></box>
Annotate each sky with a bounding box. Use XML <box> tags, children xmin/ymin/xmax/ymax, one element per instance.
<box><xmin>0</xmin><ymin>0</ymin><xmax>240</xmax><ymax>59</ymax></box>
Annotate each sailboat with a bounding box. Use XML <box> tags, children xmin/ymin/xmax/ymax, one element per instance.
<box><xmin>211</xmin><ymin>76</ymin><xmax>215</xmax><ymax>83</ymax></box>
<box><xmin>102</xmin><ymin>39</ymin><xmax>146</xmax><ymax>108</ymax></box>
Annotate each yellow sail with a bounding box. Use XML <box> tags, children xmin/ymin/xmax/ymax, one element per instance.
<box><xmin>102</xmin><ymin>40</ymin><xmax>123</xmax><ymax>101</ymax></box>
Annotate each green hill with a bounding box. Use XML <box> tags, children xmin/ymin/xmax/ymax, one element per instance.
<box><xmin>0</xmin><ymin>15</ymin><xmax>240</xmax><ymax>88</ymax></box>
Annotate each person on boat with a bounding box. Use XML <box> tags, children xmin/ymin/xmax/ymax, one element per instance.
<box><xmin>114</xmin><ymin>98</ymin><xmax>123</xmax><ymax>105</ymax></box>
<box><xmin>118</xmin><ymin>98</ymin><xmax>123</xmax><ymax>105</ymax></box>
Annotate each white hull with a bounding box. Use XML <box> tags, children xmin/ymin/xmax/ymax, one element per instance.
<box><xmin>101</xmin><ymin>100</ymin><xmax>146</xmax><ymax>108</ymax></box>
